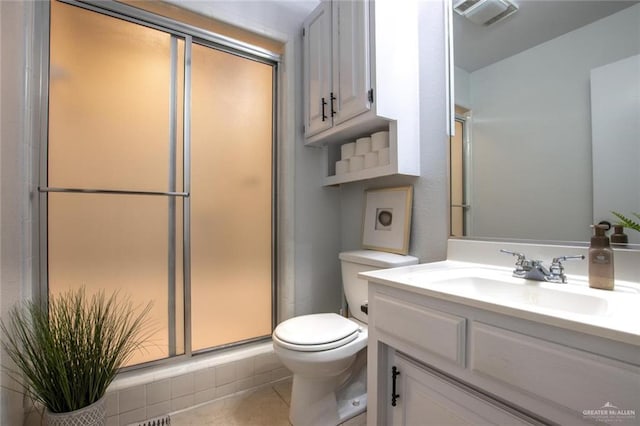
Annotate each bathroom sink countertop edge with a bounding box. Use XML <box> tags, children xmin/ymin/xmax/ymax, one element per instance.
<box><xmin>360</xmin><ymin>260</ymin><xmax>640</xmax><ymax>347</ymax></box>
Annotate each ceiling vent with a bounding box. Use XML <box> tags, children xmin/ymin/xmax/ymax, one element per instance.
<box><xmin>454</xmin><ymin>0</ymin><xmax>518</xmax><ymax>26</ymax></box>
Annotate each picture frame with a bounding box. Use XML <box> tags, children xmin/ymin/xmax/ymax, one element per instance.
<box><xmin>361</xmin><ymin>186</ymin><xmax>413</xmax><ymax>255</ymax></box>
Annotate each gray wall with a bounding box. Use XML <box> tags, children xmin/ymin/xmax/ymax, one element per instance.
<box><xmin>1</xmin><ymin>1</ymin><xmax>38</xmax><ymax>423</ymax></box>
<box><xmin>464</xmin><ymin>4</ymin><xmax>640</xmax><ymax>241</ymax></box>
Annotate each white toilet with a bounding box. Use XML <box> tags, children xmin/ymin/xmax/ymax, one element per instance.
<box><xmin>272</xmin><ymin>250</ymin><xmax>418</xmax><ymax>426</ymax></box>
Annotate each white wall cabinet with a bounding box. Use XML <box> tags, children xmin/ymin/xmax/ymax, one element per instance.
<box><xmin>368</xmin><ymin>283</ymin><xmax>640</xmax><ymax>426</ymax></box>
<box><xmin>302</xmin><ymin>0</ymin><xmax>421</xmax><ymax>185</ymax></box>
<box><xmin>303</xmin><ymin>0</ymin><xmax>372</xmax><ymax>138</ymax></box>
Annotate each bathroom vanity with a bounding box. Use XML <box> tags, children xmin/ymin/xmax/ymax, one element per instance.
<box><xmin>362</xmin><ymin>248</ymin><xmax>640</xmax><ymax>425</ymax></box>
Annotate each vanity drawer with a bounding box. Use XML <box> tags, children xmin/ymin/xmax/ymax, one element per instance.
<box><xmin>470</xmin><ymin>322</ymin><xmax>640</xmax><ymax>418</ymax></box>
<box><xmin>373</xmin><ymin>293</ymin><xmax>465</xmax><ymax>366</ymax></box>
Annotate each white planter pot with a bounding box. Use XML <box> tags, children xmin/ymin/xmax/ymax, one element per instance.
<box><xmin>45</xmin><ymin>397</ymin><xmax>106</xmax><ymax>426</ymax></box>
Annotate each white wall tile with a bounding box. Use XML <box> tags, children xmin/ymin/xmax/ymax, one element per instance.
<box><xmin>215</xmin><ymin>362</ymin><xmax>236</xmax><ymax>385</ymax></box>
<box><xmin>236</xmin><ymin>377</ymin><xmax>254</xmax><ymax>392</ymax></box>
<box><xmin>215</xmin><ymin>382</ymin><xmax>237</xmax><ymax>399</ymax></box>
<box><xmin>146</xmin><ymin>400</ymin><xmax>171</xmax><ymax>419</ymax></box>
<box><xmin>146</xmin><ymin>379</ymin><xmax>171</xmax><ymax>405</ymax></box>
<box><xmin>170</xmin><ymin>394</ymin><xmax>194</xmax><ymax>412</ymax></box>
<box><xmin>193</xmin><ymin>367</ymin><xmax>216</xmax><ymax>393</ymax></box>
<box><xmin>253</xmin><ymin>371</ymin><xmax>272</xmax><ymax>387</ymax></box>
<box><xmin>171</xmin><ymin>373</ymin><xmax>194</xmax><ymax>399</ymax></box>
<box><xmin>105</xmin><ymin>391</ymin><xmax>119</xmax><ymax>417</ymax></box>
<box><xmin>194</xmin><ymin>388</ymin><xmax>216</xmax><ymax>405</ymax></box>
<box><xmin>236</xmin><ymin>357</ymin><xmax>254</xmax><ymax>380</ymax></box>
<box><xmin>255</xmin><ymin>352</ymin><xmax>282</xmax><ymax>374</ymax></box>
<box><xmin>118</xmin><ymin>407</ymin><xmax>146</xmax><ymax>426</ymax></box>
<box><xmin>118</xmin><ymin>385</ymin><xmax>146</xmax><ymax>414</ymax></box>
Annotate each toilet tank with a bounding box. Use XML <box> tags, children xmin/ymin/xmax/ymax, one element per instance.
<box><xmin>339</xmin><ymin>250</ymin><xmax>418</xmax><ymax>323</ymax></box>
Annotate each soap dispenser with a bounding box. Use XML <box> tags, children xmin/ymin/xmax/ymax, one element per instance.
<box><xmin>589</xmin><ymin>224</ymin><xmax>614</xmax><ymax>290</ymax></box>
<box><xmin>611</xmin><ymin>225</ymin><xmax>628</xmax><ymax>247</ymax></box>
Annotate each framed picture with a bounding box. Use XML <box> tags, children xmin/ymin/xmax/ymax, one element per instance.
<box><xmin>362</xmin><ymin>186</ymin><xmax>413</xmax><ymax>255</ymax></box>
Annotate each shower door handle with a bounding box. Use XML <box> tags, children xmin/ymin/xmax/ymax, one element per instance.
<box><xmin>37</xmin><ymin>187</ymin><xmax>190</xmax><ymax>197</ymax></box>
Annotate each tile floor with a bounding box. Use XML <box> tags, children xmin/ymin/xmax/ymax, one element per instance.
<box><xmin>170</xmin><ymin>379</ymin><xmax>366</xmax><ymax>426</ymax></box>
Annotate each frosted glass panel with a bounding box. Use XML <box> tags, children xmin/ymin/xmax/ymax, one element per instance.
<box><xmin>49</xmin><ymin>1</ymin><xmax>177</xmax><ymax>192</ymax></box>
<box><xmin>191</xmin><ymin>44</ymin><xmax>273</xmax><ymax>351</ymax></box>
<box><xmin>48</xmin><ymin>1</ymin><xmax>185</xmax><ymax>365</ymax></box>
<box><xmin>48</xmin><ymin>194</ymin><xmax>184</xmax><ymax>365</ymax></box>
<box><xmin>450</xmin><ymin>120</ymin><xmax>465</xmax><ymax>237</ymax></box>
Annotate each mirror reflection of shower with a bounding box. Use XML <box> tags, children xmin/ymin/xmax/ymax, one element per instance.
<box><xmin>449</xmin><ymin>112</ymin><xmax>471</xmax><ymax>237</ymax></box>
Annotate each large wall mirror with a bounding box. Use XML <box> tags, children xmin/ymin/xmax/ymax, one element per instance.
<box><xmin>450</xmin><ymin>0</ymin><xmax>640</xmax><ymax>246</ymax></box>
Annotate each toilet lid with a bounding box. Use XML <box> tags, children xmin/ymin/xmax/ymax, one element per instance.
<box><xmin>274</xmin><ymin>313</ymin><xmax>360</xmax><ymax>347</ymax></box>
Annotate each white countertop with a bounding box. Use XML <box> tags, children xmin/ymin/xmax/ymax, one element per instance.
<box><xmin>361</xmin><ymin>260</ymin><xmax>640</xmax><ymax>346</ymax></box>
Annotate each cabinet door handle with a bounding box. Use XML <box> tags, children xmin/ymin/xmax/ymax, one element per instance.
<box><xmin>330</xmin><ymin>92</ymin><xmax>336</xmax><ymax>117</ymax></box>
<box><xmin>321</xmin><ymin>97</ymin><xmax>327</xmax><ymax>121</ymax></box>
<box><xmin>391</xmin><ymin>366</ymin><xmax>400</xmax><ymax>407</ymax></box>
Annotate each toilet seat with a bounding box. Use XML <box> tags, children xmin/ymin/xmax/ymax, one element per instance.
<box><xmin>274</xmin><ymin>313</ymin><xmax>361</xmax><ymax>352</ymax></box>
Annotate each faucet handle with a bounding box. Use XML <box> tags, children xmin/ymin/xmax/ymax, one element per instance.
<box><xmin>551</xmin><ymin>255</ymin><xmax>585</xmax><ymax>264</ymax></box>
<box><xmin>500</xmin><ymin>249</ymin><xmax>530</xmax><ymax>277</ymax></box>
<box><xmin>500</xmin><ymin>249</ymin><xmax>526</xmax><ymax>265</ymax></box>
<box><xmin>549</xmin><ymin>255</ymin><xmax>585</xmax><ymax>283</ymax></box>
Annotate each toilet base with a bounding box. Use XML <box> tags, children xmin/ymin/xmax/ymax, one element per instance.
<box><xmin>289</xmin><ymin>350</ymin><xmax>367</xmax><ymax>426</ymax></box>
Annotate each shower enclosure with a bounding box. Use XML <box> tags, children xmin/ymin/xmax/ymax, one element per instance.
<box><xmin>42</xmin><ymin>0</ymin><xmax>276</xmax><ymax>366</ymax></box>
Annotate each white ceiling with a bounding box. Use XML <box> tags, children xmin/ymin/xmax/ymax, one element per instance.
<box><xmin>163</xmin><ymin>1</ymin><xmax>637</xmax><ymax>71</ymax></box>
<box><xmin>455</xmin><ymin>0</ymin><xmax>639</xmax><ymax>72</ymax></box>
<box><xmin>164</xmin><ymin>0</ymin><xmax>319</xmax><ymax>39</ymax></box>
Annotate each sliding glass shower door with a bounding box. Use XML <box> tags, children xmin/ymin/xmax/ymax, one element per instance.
<box><xmin>46</xmin><ymin>0</ymin><xmax>274</xmax><ymax>366</ymax></box>
<box><xmin>190</xmin><ymin>44</ymin><xmax>274</xmax><ymax>351</ymax></box>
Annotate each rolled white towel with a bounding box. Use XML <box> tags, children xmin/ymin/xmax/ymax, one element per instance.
<box><xmin>355</xmin><ymin>137</ymin><xmax>372</xmax><ymax>156</ymax></box>
<box><xmin>371</xmin><ymin>131</ymin><xmax>389</xmax><ymax>151</ymax></box>
<box><xmin>364</xmin><ymin>151</ymin><xmax>378</xmax><ymax>169</ymax></box>
<box><xmin>349</xmin><ymin>155</ymin><xmax>365</xmax><ymax>172</ymax></box>
<box><xmin>378</xmin><ymin>147</ymin><xmax>390</xmax><ymax>166</ymax></box>
<box><xmin>341</xmin><ymin>142</ymin><xmax>356</xmax><ymax>160</ymax></box>
<box><xmin>335</xmin><ymin>160</ymin><xmax>349</xmax><ymax>175</ymax></box>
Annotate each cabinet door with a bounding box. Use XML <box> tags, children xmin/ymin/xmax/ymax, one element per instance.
<box><xmin>303</xmin><ymin>2</ymin><xmax>332</xmax><ymax>137</ymax></box>
<box><xmin>389</xmin><ymin>355</ymin><xmax>535</xmax><ymax>426</ymax></box>
<box><xmin>332</xmin><ymin>0</ymin><xmax>371</xmax><ymax>125</ymax></box>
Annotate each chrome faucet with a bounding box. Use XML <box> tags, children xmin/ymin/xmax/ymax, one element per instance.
<box><xmin>500</xmin><ymin>250</ymin><xmax>584</xmax><ymax>283</ymax></box>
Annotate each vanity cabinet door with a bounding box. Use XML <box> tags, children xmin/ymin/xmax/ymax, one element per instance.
<box><xmin>389</xmin><ymin>354</ymin><xmax>536</xmax><ymax>426</ymax></box>
<box><xmin>470</xmin><ymin>322</ymin><xmax>640</xmax><ymax>421</ymax></box>
<box><xmin>303</xmin><ymin>1</ymin><xmax>332</xmax><ymax>137</ymax></box>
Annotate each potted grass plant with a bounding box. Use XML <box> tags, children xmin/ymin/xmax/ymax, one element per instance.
<box><xmin>1</xmin><ymin>288</ymin><xmax>153</xmax><ymax>426</ymax></box>
<box><xmin>612</xmin><ymin>211</ymin><xmax>640</xmax><ymax>234</ymax></box>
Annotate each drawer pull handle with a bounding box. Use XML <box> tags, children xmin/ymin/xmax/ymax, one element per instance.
<box><xmin>391</xmin><ymin>366</ymin><xmax>400</xmax><ymax>407</ymax></box>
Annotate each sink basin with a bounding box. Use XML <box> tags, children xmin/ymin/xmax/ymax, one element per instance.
<box><xmin>404</xmin><ymin>266</ymin><xmax>609</xmax><ymax>316</ymax></box>
<box><xmin>435</xmin><ymin>276</ymin><xmax>608</xmax><ymax>315</ymax></box>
